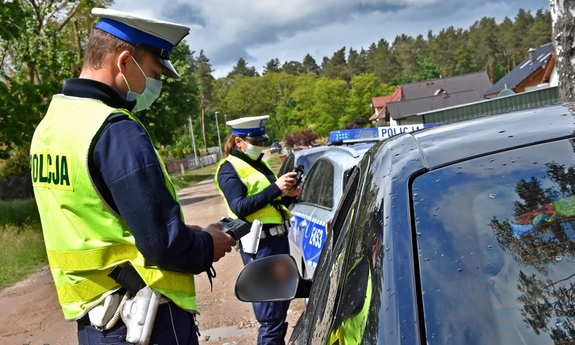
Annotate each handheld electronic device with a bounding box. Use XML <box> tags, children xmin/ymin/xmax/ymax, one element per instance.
<box><xmin>220</xmin><ymin>217</ymin><xmax>252</xmax><ymax>240</ymax></box>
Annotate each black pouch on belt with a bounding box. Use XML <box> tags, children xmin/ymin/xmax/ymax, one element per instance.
<box><xmin>108</xmin><ymin>262</ymin><xmax>146</xmax><ymax>295</ymax></box>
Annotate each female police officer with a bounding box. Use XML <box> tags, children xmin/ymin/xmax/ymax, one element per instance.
<box><xmin>215</xmin><ymin>115</ymin><xmax>299</xmax><ymax>345</ymax></box>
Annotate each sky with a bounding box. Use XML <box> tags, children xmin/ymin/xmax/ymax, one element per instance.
<box><xmin>109</xmin><ymin>0</ymin><xmax>550</xmax><ymax>79</ymax></box>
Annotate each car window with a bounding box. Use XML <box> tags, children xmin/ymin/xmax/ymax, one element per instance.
<box><xmin>342</xmin><ymin>168</ymin><xmax>353</xmax><ymax>191</ymax></box>
<box><xmin>292</xmin><ymin>165</ymin><xmax>362</xmax><ymax>344</ymax></box>
<box><xmin>298</xmin><ymin>151</ymin><xmax>327</xmax><ymax>174</ymax></box>
<box><xmin>301</xmin><ymin>160</ymin><xmax>332</xmax><ymax>205</ymax></box>
<box><xmin>413</xmin><ymin>138</ymin><xmax>575</xmax><ymax>345</ymax></box>
<box><xmin>303</xmin><ymin>160</ymin><xmax>335</xmax><ymax>208</ymax></box>
<box><xmin>278</xmin><ymin>153</ymin><xmax>294</xmax><ymax>176</ymax></box>
<box><xmin>317</xmin><ymin>163</ymin><xmax>334</xmax><ymax>208</ymax></box>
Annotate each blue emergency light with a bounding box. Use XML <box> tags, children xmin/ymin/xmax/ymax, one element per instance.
<box><xmin>327</xmin><ymin>128</ymin><xmax>379</xmax><ymax>145</ymax></box>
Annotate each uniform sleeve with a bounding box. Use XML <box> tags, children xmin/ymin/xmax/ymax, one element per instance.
<box><xmin>217</xmin><ymin>161</ymin><xmax>282</xmax><ymax>219</ymax></box>
<box><xmin>91</xmin><ymin>119</ymin><xmax>213</xmax><ymax>274</ymax></box>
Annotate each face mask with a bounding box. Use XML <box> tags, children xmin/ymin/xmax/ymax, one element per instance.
<box><xmin>240</xmin><ymin>138</ymin><xmax>264</xmax><ymax>160</ymax></box>
<box><xmin>120</xmin><ymin>56</ymin><xmax>162</xmax><ymax>112</ymax></box>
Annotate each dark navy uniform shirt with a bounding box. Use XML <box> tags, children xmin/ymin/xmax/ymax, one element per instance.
<box><xmin>62</xmin><ymin>78</ymin><xmax>213</xmax><ymax>275</ymax></box>
<box><xmin>217</xmin><ymin>149</ymin><xmax>294</xmax><ymax>228</ymax></box>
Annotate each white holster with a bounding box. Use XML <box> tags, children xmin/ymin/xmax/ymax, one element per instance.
<box><xmin>121</xmin><ymin>287</ymin><xmax>162</xmax><ymax>345</ymax></box>
<box><xmin>88</xmin><ymin>293</ymin><xmax>121</xmax><ymax>327</ymax></box>
<box><xmin>240</xmin><ymin>219</ymin><xmax>263</xmax><ymax>254</ymax></box>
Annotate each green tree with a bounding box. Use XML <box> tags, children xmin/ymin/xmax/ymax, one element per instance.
<box><xmin>282</xmin><ymin>60</ymin><xmax>303</xmax><ymax>76</ymax></box>
<box><xmin>222</xmin><ymin>75</ymin><xmax>264</xmax><ymax>118</ymax></box>
<box><xmin>263</xmin><ymin>58</ymin><xmax>281</xmax><ymax>74</ymax></box>
<box><xmin>138</xmin><ymin>42</ymin><xmax>200</xmax><ymax>147</ymax></box>
<box><xmin>347</xmin><ymin>48</ymin><xmax>367</xmax><ymax>77</ymax></box>
<box><xmin>340</xmin><ymin>73</ymin><xmax>380</xmax><ymax>127</ymax></box>
<box><xmin>289</xmin><ymin>73</ymin><xmax>319</xmax><ymax>131</ymax></box>
<box><xmin>302</xmin><ymin>54</ymin><xmax>320</xmax><ymax>74</ymax></box>
<box><xmin>415</xmin><ymin>56</ymin><xmax>441</xmax><ymax>81</ymax></box>
<box><xmin>212</xmin><ymin>77</ymin><xmax>234</xmax><ymax>121</ymax></box>
<box><xmin>261</xmin><ymin>72</ymin><xmax>296</xmax><ymax>140</ymax></box>
<box><xmin>191</xmin><ymin>50</ymin><xmax>215</xmax><ymax>148</ymax></box>
<box><xmin>529</xmin><ymin>9</ymin><xmax>552</xmax><ymax>48</ymax></box>
<box><xmin>453</xmin><ymin>44</ymin><xmax>476</xmax><ymax>75</ymax></box>
<box><xmin>228</xmin><ymin>57</ymin><xmax>258</xmax><ymax>77</ymax></box>
<box><xmin>366</xmin><ymin>39</ymin><xmax>395</xmax><ymax>84</ymax></box>
<box><xmin>311</xmin><ymin>77</ymin><xmax>348</xmax><ymax>136</ymax></box>
<box><xmin>321</xmin><ymin>47</ymin><xmax>348</xmax><ymax>82</ymax></box>
<box><xmin>0</xmin><ymin>0</ymin><xmax>109</xmax><ymax>158</ymax></box>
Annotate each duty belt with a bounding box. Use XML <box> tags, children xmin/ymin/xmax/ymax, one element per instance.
<box><xmin>260</xmin><ymin>224</ymin><xmax>286</xmax><ymax>239</ymax></box>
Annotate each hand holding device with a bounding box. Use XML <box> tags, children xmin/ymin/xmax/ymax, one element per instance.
<box><xmin>220</xmin><ymin>217</ymin><xmax>251</xmax><ymax>240</ymax></box>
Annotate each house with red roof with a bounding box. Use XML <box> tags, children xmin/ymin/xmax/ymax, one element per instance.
<box><xmin>369</xmin><ymin>86</ymin><xmax>402</xmax><ymax>125</ymax></box>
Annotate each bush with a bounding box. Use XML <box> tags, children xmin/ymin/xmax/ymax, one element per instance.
<box><xmin>0</xmin><ymin>148</ymin><xmax>31</xmax><ymax>179</ymax></box>
<box><xmin>284</xmin><ymin>129</ymin><xmax>318</xmax><ymax>147</ymax></box>
<box><xmin>0</xmin><ymin>199</ymin><xmax>41</xmax><ymax>226</ymax></box>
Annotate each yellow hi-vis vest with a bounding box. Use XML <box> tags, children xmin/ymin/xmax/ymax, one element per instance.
<box><xmin>30</xmin><ymin>95</ymin><xmax>197</xmax><ymax>321</ymax></box>
<box><xmin>214</xmin><ymin>155</ymin><xmax>291</xmax><ymax>223</ymax></box>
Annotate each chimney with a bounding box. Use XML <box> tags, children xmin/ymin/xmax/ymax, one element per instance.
<box><xmin>528</xmin><ymin>48</ymin><xmax>536</xmax><ymax>63</ymax></box>
<box><xmin>442</xmin><ymin>91</ymin><xmax>448</xmax><ymax>99</ymax></box>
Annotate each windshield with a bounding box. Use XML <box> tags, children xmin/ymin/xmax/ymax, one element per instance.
<box><xmin>413</xmin><ymin>138</ymin><xmax>575</xmax><ymax>344</ymax></box>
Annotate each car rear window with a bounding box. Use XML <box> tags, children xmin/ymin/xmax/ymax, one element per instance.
<box><xmin>297</xmin><ymin>151</ymin><xmax>327</xmax><ymax>174</ymax></box>
<box><xmin>301</xmin><ymin>160</ymin><xmax>334</xmax><ymax>208</ymax></box>
<box><xmin>412</xmin><ymin>138</ymin><xmax>575</xmax><ymax>344</ymax></box>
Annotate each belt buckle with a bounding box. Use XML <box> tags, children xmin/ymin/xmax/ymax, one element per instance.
<box><xmin>270</xmin><ymin>225</ymin><xmax>284</xmax><ymax>236</ymax></box>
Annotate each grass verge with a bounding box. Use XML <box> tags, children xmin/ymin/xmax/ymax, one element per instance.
<box><xmin>0</xmin><ymin>222</ymin><xmax>46</xmax><ymax>290</ymax></box>
<box><xmin>170</xmin><ymin>163</ymin><xmax>218</xmax><ymax>190</ymax></box>
<box><xmin>170</xmin><ymin>152</ymin><xmax>283</xmax><ymax>190</ymax></box>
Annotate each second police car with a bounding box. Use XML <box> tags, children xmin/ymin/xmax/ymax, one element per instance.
<box><xmin>288</xmin><ymin>125</ymin><xmax>433</xmax><ymax>279</ymax></box>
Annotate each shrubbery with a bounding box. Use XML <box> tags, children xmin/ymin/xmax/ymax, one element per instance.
<box><xmin>284</xmin><ymin>129</ymin><xmax>318</xmax><ymax>148</ymax></box>
<box><xmin>0</xmin><ymin>148</ymin><xmax>30</xmax><ymax>179</ymax></box>
<box><xmin>0</xmin><ymin>199</ymin><xmax>41</xmax><ymax>227</ymax></box>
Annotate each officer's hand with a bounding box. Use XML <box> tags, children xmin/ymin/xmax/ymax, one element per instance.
<box><xmin>203</xmin><ymin>222</ymin><xmax>236</xmax><ymax>262</ymax></box>
<box><xmin>186</xmin><ymin>224</ymin><xmax>203</xmax><ymax>233</ymax></box>
<box><xmin>286</xmin><ymin>186</ymin><xmax>301</xmax><ymax>198</ymax></box>
<box><xmin>275</xmin><ymin>172</ymin><xmax>297</xmax><ymax>196</ymax></box>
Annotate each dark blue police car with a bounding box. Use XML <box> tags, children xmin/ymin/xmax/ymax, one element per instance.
<box><xmin>236</xmin><ymin>103</ymin><xmax>575</xmax><ymax>344</ymax></box>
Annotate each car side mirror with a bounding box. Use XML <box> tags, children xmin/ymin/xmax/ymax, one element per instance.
<box><xmin>235</xmin><ymin>254</ymin><xmax>312</xmax><ymax>302</ymax></box>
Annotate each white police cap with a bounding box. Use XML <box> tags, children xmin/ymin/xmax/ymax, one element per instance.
<box><xmin>227</xmin><ymin>115</ymin><xmax>270</xmax><ymax>142</ymax></box>
<box><xmin>92</xmin><ymin>8</ymin><xmax>190</xmax><ymax>79</ymax></box>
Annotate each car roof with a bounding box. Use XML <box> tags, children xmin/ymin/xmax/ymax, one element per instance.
<box><xmin>291</xmin><ymin>145</ymin><xmax>329</xmax><ymax>158</ymax></box>
<box><xmin>318</xmin><ymin>142</ymin><xmax>377</xmax><ymax>169</ymax></box>
<box><xmin>404</xmin><ymin>104</ymin><xmax>575</xmax><ymax>169</ymax></box>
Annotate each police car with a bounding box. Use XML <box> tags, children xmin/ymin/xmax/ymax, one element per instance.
<box><xmin>237</xmin><ymin>104</ymin><xmax>575</xmax><ymax>344</ymax></box>
<box><xmin>288</xmin><ymin>128</ymin><xmax>382</xmax><ymax>279</ymax></box>
<box><xmin>277</xmin><ymin>145</ymin><xmax>330</xmax><ymax>181</ymax></box>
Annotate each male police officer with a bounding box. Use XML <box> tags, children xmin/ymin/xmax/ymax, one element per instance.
<box><xmin>30</xmin><ymin>8</ymin><xmax>235</xmax><ymax>345</ymax></box>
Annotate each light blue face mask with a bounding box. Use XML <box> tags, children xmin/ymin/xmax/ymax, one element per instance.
<box><xmin>121</xmin><ymin>56</ymin><xmax>162</xmax><ymax>112</ymax></box>
<box><xmin>240</xmin><ymin>138</ymin><xmax>265</xmax><ymax>160</ymax></box>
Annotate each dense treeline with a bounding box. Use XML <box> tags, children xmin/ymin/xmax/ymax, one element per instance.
<box><xmin>0</xmin><ymin>2</ymin><xmax>550</xmax><ymax>171</ymax></box>
<box><xmin>198</xmin><ymin>7</ymin><xmax>551</xmax><ymax>143</ymax></box>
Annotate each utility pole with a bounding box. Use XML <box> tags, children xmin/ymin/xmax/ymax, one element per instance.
<box><xmin>215</xmin><ymin>111</ymin><xmax>223</xmax><ymax>158</ymax></box>
<box><xmin>188</xmin><ymin>116</ymin><xmax>199</xmax><ymax>168</ymax></box>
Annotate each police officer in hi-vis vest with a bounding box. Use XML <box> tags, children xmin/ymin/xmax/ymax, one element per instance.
<box><xmin>30</xmin><ymin>8</ymin><xmax>236</xmax><ymax>345</ymax></box>
<box><xmin>214</xmin><ymin>115</ymin><xmax>299</xmax><ymax>345</ymax></box>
